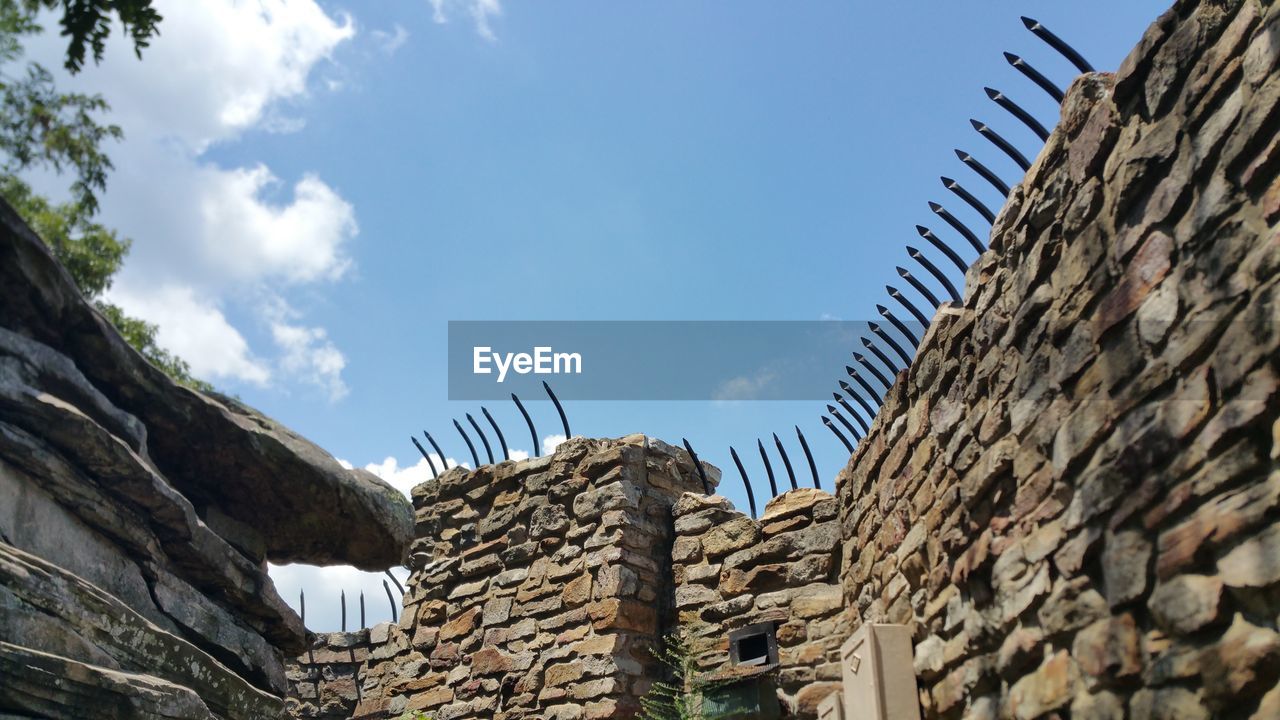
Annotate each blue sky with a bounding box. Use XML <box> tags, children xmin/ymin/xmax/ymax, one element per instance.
<box><xmin>31</xmin><ymin>0</ymin><xmax>1169</xmax><ymax>630</ymax></box>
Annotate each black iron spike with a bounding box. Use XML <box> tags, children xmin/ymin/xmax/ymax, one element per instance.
<box><xmin>1022</xmin><ymin>16</ymin><xmax>1094</xmax><ymax>74</ymax></box>
<box><xmin>969</xmin><ymin>119</ymin><xmax>1032</xmax><ymax>172</ymax></box>
<box><xmin>822</xmin><ymin>416</ymin><xmax>855</xmax><ymax>453</ymax></box>
<box><xmin>511</xmin><ymin>393</ymin><xmax>539</xmax><ymax>457</ymax></box>
<box><xmin>481</xmin><ymin>406</ymin><xmax>510</xmax><ymax>461</ymax></box>
<box><xmin>424</xmin><ymin>431</ymin><xmax>449</xmax><ymax>471</ymax></box>
<box><xmin>382</xmin><ymin>580</ymin><xmax>397</xmax><ymax>624</ymax></box>
<box><xmin>772</xmin><ymin>433</ymin><xmax>799</xmax><ymax>491</ymax></box>
<box><xmin>870</xmin><ymin>321</ymin><xmax>913</xmax><ymax>367</ymax></box>
<box><xmin>928</xmin><ymin>201</ymin><xmax>987</xmax><ymax>254</ymax></box>
<box><xmin>543</xmin><ymin>381</ymin><xmax>571</xmax><ymax>439</ymax></box>
<box><xmin>681</xmin><ymin>438</ymin><xmax>711</xmax><ymax>495</ymax></box>
<box><xmin>1004</xmin><ymin>51</ymin><xmax>1065</xmax><ymax>103</ymax></box>
<box><xmin>826</xmin><ymin>406</ymin><xmax>862</xmax><ymax>443</ymax></box>
<box><xmin>795</xmin><ymin>426</ymin><xmax>821</xmax><ymax>490</ymax></box>
<box><xmin>941</xmin><ymin>176</ymin><xmax>997</xmax><ymax>224</ymax></box>
<box><xmin>384</xmin><ymin>570</ymin><xmax>405</xmax><ymax>595</ymax></box>
<box><xmin>862</xmin><ymin>335</ymin><xmax>904</xmax><ymax>378</ymax></box>
<box><xmin>886</xmin><ymin>285</ymin><xmax>931</xmax><ymax>328</ymax></box>
<box><xmin>915</xmin><ymin>225</ymin><xmax>968</xmax><ymax>274</ymax></box>
<box><xmin>854</xmin><ymin>352</ymin><xmax>893</xmax><ymax>391</ymax></box>
<box><xmin>453</xmin><ymin>419</ymin><xmax>480</xmax><ymax>468</ymax></box>
<box><xmin>897</xmin><ymin>266</ymin><xmax>942</xmax><ymax>308</ymax></box>
<box><xmin>838</xmin><ymin>381</ymin><xmax>878</xmax><ymax>421</ymax></box>
<box><xmin>878</xmin><ymin>303</ymin><xmax>920</xmax><ymax>347</ymax></box>
<box><xmin>360</xmin><ymin>591</ymin><xmax>366</xmax><ymax>629</ymax></box>
<box><xmin>466</xmin><ymin>413</ymin><xmax>495</xmax><ymax>465</ymax></box>
<box><xmin>410</xmin><ymin>436</ymin><xmax>440</xmax><ymax>478</ymax></box>
<box><xmin>984</xmin><ymin>87</ymin><xmax>1050</xmax><ymax>142</ymax></box>
<box><xmin>845</xmin><ymin>365</ymin><xmax>884</xmax><ymax>404</ymax></box>
<box><xmin>955</xmin><ymin>148</ymin><xmax>1011</xmax><ymax>197</ymax></box>
<box><xmin>340</xmin><ymin>590</ymin><xmax>347</xmax><ymax>632</ymax></box>
<box><xmin>729</xmin><ymin>447</ymin><xmax>758</xmax><ymax>518</ymax></box>
<box><xmin>907</xmin><ymin>246</ymin><xmax>962</xmax><ymax>303</ymax></box>
<box><xmin>757</xmin><ymin>440</ymin><xmax>780</xmax><ymax>497</ymax></box>
<box><xmin>831</xmin><ymin>395</ymin><xmax>870</xmax><ymax>435</ymax></box>
<box><xmin>300</xmin><ymin>589</ymin><xmax>306</xmax><ymax>626</ymax></box>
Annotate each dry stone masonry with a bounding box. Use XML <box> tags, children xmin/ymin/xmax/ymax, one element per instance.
<box><xmin>833</xmin><ymin>1</ymin><xmax>1280</xmax><ymax>718</ymax></box>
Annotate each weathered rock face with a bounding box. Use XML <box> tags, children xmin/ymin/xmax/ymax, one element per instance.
<box><xmin>0</xmin><ymin>196</ymin><xmax>414</xmax><ymax>716</ymax></box>
<box><xmin>670</xmin><ymin>488</ymin><xmax>847</xmax><ymax>717</ymax></box>
<box><xmin>286</xmin><ymin>435</ymin><xmax>715</xmax><ymax>719</ymax></box>
<box><xmin>835</xmin><ymin>1</ymin><xmax>1280</xmax><ymax>717</ymax></box>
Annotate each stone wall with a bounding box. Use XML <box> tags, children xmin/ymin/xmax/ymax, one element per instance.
<box><xmin>336</xmin><ymin>435</ymin><xmax>715</xmax><ymax>719</ymax></box>
<box><xmin>288</xmin><ymin>629</ymin><xmax>384</xmax><ymax>719</ymax></box>
<box><xmin>0</xmin><ymin>196</ymin><xmax>413</xmax><ymax>717</ymax></box>
<box><xmin>834</xmin><ymin>1</ymin><xmax>1280</xmax><ymax>718</ymax></box>
<box><xmin>670</xmin><ymin>489</ymin><xmax>846</xmax><ymax>717</ymax></box>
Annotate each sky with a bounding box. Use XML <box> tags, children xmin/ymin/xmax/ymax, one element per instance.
<box><xmin>23</xmin><ymin>0</ymin><xmax>1170</xmax><ymax>631</ymax></box>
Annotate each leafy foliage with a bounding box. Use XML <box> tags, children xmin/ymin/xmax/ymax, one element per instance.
<box><xmin>18</xmin><ymin>0</ymin><xmax>162</xmax><ymax>73</ymax></box>
<box><xmin>0</xmin><ymin>174</ymin><xmax>211</xmax><ymax>390</ymax></box>
<box><xmin>638</xmin><ymin>628</ymin><xmax>731</xmax><ymax>720</ymax></box>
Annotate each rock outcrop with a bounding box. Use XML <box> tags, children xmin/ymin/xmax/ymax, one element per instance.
<box><xmin>0</xmin><ymin>196</ymin><xmax>414</xmax><ymax>717</ymax></box>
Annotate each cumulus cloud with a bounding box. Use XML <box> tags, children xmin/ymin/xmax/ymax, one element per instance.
<box><xmin>428</xmin><ymin>0</ymin><xmax>502</xmax><ymax>41</ymax></box>
<box><xmin>542</xmin><ymin>434</ymin><xmax>566</xmax><ymax>455</ymax></box>
<box><xmin>26</xmin><ymin>0</ymin><xmax>360</xmax><ymax>397</ymax></box>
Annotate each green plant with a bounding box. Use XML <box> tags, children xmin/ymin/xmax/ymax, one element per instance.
<box><xmin>637</xmin><ymin>627</ymin><xmax>731</xmax><ymax>720</ymax></box>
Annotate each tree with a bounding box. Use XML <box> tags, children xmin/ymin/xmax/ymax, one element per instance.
<box><xmin>0</xmin><ymin>0</ymin><xmax>209</xmax><ymax>391</ymax></box>
<box><xmin>638</xmin><ymin>628</ymin><xmax>731</xmax><ymax>720</ymax></box>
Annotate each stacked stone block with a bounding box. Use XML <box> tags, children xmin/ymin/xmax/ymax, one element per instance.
<box><xmin>834</xmin><ymin>1</ymin><xmax>1280</xmax><ymax>718</ymax></box>
<box><xmin>670</xmin><ymin>488</ymin><xmax>848</xmax><ymax>717</ymax></box>
<box><xmin>345</xmin><ymin>435</ymin><xmax>713</xmax><ymax>719</ymax></box>
<box><xmin>288</xmin><ymin>629</ymin><xmax>379</xmax><ymax>719</ymax></box>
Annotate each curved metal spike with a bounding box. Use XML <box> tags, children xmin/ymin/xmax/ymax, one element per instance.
<box><xmin>845</xmin><ymin>365</ymin><xmax>884</xmax><ymax>404</ymax></box>
<box><xmin>1004</xmin><ymin>51</ymin><xmax>1065</xmax><ymax>104</ymax></box>
<box><xmin>862</xmin><ymin>335</ymin><xmax>903</xmax><ymax>378</ymax></box>
<box><xmin>340</xmin><ymin>590</ymin><xmax>347</xmax><ymax>632</ymax></box>
<box><xmin>955</xmin><ymin>148</ymin><xmax>1011</xmax><ymax>197</ymax></box>
<box><xmin>854</xmin><ymin>352</ymin><xmax>893</xmax><ymax>391</ymax></box>
<box><xmin>984</xmin><ymin>87</ymin><xmax>1050</xmax><ymax>142</ymax></box>
<box><xmin>822</xmin><ymin>416</ymin><xmax>855</xmax><ymax>453</ymax></box>
<box><xmin>928</xmin><ymin>201</ymin><xmax>986</xmax><ymax>254</ymax></box>
<box><xmin>826</xmin><ymin>405</ymin><xmax>862</xmax><ymax>442</ymax></box>
<box><xmin>941</xmin><ymin>176</ymin><xmax>997</xmax><ymax>224</ymax></box>
<box><xmin>481</xmin><ymin>406</ymin><xmax>509</xmax><ymax>461</ymax></box>
<box><xmin>411</xmin><ymin>436</ymin><xmax>440</xmax><ymax>478</ymax></box>
<box><xmin>729</xmin><ymin>447</ymin><xmax>758</xmax><ymax>517</ymax></box>
<box><xmin>838</xmin><ymin>381</ymin><xmax>878</xmax><ymax>422</ymax></box>
<box><xmin>424</xmin><ymin>431</ymin><xmax>449</xmax><ymax>471</ymax></box>
<box><xmin>682</xmin><ymin>438</ymin><xmax>711</xmax><ymax>494</ymax></box>
<box><xmin>897</xmin><ymin>266</ymin><xmax>941</xmax><ymax>308</ymax></box>
<box><xmin>877</xmin><ymin>304</ymin><xmax>920</xmax><ymax>348</ymax></box>
<box><xmin>886</xmin><ymin>285</ymin><xmax>931</xmax><ymax>328</ymax></box>
<box><xmin>772</xmin><ymin>433</ymin><xmax>798</xmax><ymax>491</ymax></box>
<box><xmin>907</xmin><ymin>246</ymin><xmax>962</xmax><ymax>303</ymax></box>
<box><xmin>453</xmin><ymin>419</ymin><xmax>480</xmax><ymax>468</ymax></box>
<box><xmin>300</xmin><ymin>589</ymin><xmax>306</xmax><ymax>626</ymax></box>
<box><xmin>543</xmin><ymin>381</ymin><xmax>571</xmax><ymax>439</ymax></box>
<box><xmin>870</xmin><ymin>321</ymin><xmax>913</xmax><ymax>367</ymax></box>
<box><xmin>831</xmin><ymin>396</ymin><xmax>870</xmax><ymax>435</ymax></box>
<box><xmin>382</xmin><ymin>580</ymin><xmax>397</xmax><ymax>624</ymax></box>
<box><xmin>360</xmin><ymin>591</ymin><xmax>366</xmax><ymax>629</ymax></box>
<box><xmin>511</xmin><ymin>393</ymin><xmax>539</xmax><ymax>457</ymax></box>
<box><xmin>969</xmin><ymin>119</ymin><xmax>1031</xmax><ymax>172</ymax></box>
<box><xmin>466</xmin><ymin>413</ymin><xmax>494</xmax><ymax>465</ymax></box>
<box><xmin>1022</xmin><ymin>16</ymin><xmax>1094</xmax><ymax>74</ymax></box>
<box><xmin>795</xmin><ymin>426</ymin><xmax>821</xmax><ymax>490</ymax></box>
<box><xmin>757</xmin><ymin>439</ymin><xmax>779</xmax><ymax>497</ymax></box>
<box><xmin>915</xmin><ymin>225</ymin><xmax>968</xmax><ymax>274</ymax></box>
<box><xmin>384</xmin><ymin>570</ymin><xmax>405</xmax><ymax>595</ymax></box>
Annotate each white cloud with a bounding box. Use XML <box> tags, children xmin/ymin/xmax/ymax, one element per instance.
<box><xmin>428</xmin><ymin>0</ymin><xmax>502</xmax><ymax>41</ymax></box>
<box><xmin>372</xmin><ymin>24</ymin><xmax>409</xmax><ymax>55</ymax></box>
<box><xmin>106</xmin><ymin>284</ymin><xmax>271</xmax><ymax>385</ymax></box>
<box><xmin>269</xmin><ymin>561</ymin><xmax>410</xmax><ymax>632</ymax></box>
<box><xmin>25</xmin><ymin>1</ymin><xmax>361</xmax><ymax>396</ymax></box>
<box><xmin>542</xmin><ymin>434</ymin><xmax>566</xmax><ymax>455</ymax></box>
